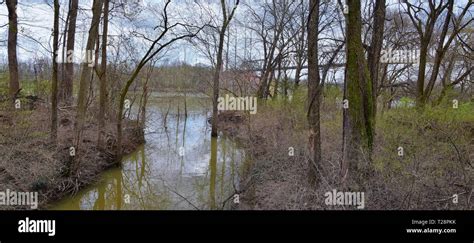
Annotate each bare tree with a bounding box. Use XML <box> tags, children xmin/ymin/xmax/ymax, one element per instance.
<box><xmin>72</xmin><ymin>0</ymin><xmax>104</xmax><ymax>174</ymax></box>
<box><xmin>291</xmin><ymin>0</ymin><xmax>308</xmax><ymax>89</ymax></box>
<box><xmin>211</xmin><ymin>0</ymin><xmax>240</xmax><ymax>137</ymax></box>
<box><xmin>51</xmin><ymin>0</ymin><xmax>60</xmax><ymax>143</ymax></box>
<box><xmin>97</xmin><ymin>0</ymin><xmax>109</xmax><ymax>149</ymax></box>
<box><xmin>6</xmin><ymin>0</ymin><xmax>19</xmax><ymax>103</ymax></box>
<box><xmin>116</xmin><ymin>0</ymin><xmax>204</xmax><ymax>160</ymax></box>
<box><xmin>61</xmin><ymin>0</ymin><xmax>78</xmax><ymax>105</ymax></box>
<box><xmin>367</xmin><ymin>0</ymin><xmax>386</xmax><ymax>118</ymax></box>
<box><xmin>404</xmin><ymin>0</ymin><xmax>473</xmax><ymax>106</ymax></box>
<box><xmin>246</xmin><ymin>0</ymin><xmax>300</xmax><ymax>99</ymax></box>
<box><xmin>307</xmin><ymin>0</ymin><xmax>322</xmax><ymax>184</ymax></box>
<box><xmin>435</xmin><ymin>39</ymin><xmax>473</xmax><ymax>104</ymax></box>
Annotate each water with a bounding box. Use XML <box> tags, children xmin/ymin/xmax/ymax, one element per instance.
<box><xmin>52</xmin><ymin>94</ymin><xmax>247</xmax><ymax>210</ymax></box>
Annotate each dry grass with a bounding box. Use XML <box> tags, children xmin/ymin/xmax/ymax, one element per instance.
<box><xmin>219</xmin><ymin>92</ymin><xmax>474</xmax><ymax>210</ymax></box>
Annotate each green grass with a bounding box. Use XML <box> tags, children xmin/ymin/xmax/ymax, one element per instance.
<box><xmin>375</xmin><ymin>101</ymin><xmax>473</xmax><ymax>174</ymax></box>
<box><xmin>0</xmin><ymin>71</ymin><xmax>51</xmax><ymax>98</ymax></box>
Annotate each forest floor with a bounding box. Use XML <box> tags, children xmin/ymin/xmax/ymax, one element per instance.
<box><xmin>0</xmin><ymin>100</ymin><xmax>144</xmax><ymax>209</ymax></box>
<box><xmin>219</xmin><ymin>89</ymin><xmax>474</xmax><ymax>210</ymax></box>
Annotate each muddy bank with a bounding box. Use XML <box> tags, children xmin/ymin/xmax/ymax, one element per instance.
<box><xmin>217</xmin><ymin>110</ymin><xmax>317</xmax><ymax>210</ymax></box>
<box><xmin>0</xmin><ymin>102</ymin><xmax>144</xmax><ymax>210</ymax></box>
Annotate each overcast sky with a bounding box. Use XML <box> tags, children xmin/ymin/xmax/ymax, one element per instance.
<box><xmin>0</xmin><ymin>0</ymin><xmax>471</xmax><ymax>72</ymax></box>
<box><xmin>0</xmin><ymin>0</ymin><xmax>226</xmax><ymax>65</ymax></box>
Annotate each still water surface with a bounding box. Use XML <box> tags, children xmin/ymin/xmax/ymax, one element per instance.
<box><xmin>52</xmin><ymin>94</ymin><xmax>247</xmax><ymax>210</ymax></box>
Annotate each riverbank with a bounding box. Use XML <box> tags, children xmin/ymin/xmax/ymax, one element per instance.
<box><xmin>218</xmin><ymin>90</ymin><xmax>474</xmax><ymax>210</ymax></box>
<box><xmin>217</xmin><ymin>105</ymin><xmax>322</xmax><ymax>209</ymax></box>
<box><xmin>0</xmin><ymin>101</ymin><xmax>144</xmax><ymax>210</ymax></box>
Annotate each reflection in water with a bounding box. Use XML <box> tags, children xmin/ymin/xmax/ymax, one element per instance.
<box><xmin>209</xmin><ymin>137</ymin><xmax>217</xmax><ymax>210</ymax></box>
<box><xmin>116</xmin><ymin>170</ymin><xmax>123</xmax><ymax>210</ymax></box>
<box><xmin>52</xmin><ymin>95</ymin><xmax>246</xmax><ymax>210</ymax></box>
<box><xmin>93</xmin><ymin>183</ymin><xmax>105</xmax><ymax>210</ymax></box>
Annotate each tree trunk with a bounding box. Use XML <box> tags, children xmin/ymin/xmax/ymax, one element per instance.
<box><xmin>274</xmin><ymin>54</ymin><xmax>282</xmax><ymax>98</ymax></box>
<box><xmin>367</xmin><ymin>0</ymin><xmax>385</xmax><ymax>119</ymax></box>
<box><xmin>6</xmin><ymin>0</ymin><xmax>20</xmax><ymax>103</ymax></box>
<box><xmin>294</xmin><ymin>1</ymin><xmax>306</xmax><ymax>90</ymax></box>
<box><xmin>60</xmin><ymin>2</ymin><xmax>69</xmax><ymax>100</ymax></box>
<box><xmin>72</xmin><ymin>0</ymin><xmax>103</xmax><ymax>174</ymax></box>
<box><xmin>211</xmin><ymin>24</ymin><xmax>226</xmax><ymax>137</ymax></box>
<box><xmin>257</xmin><ymin>26</ymin><xmax>283</xmax><ymax>99</ymax></box>
<box><xmin>423</xmin><ymin>0</ymin><xmax>455</xmax><ymax>104</ymax></box>
<box><xmin>342</xmin><ymin>0</ymin><xmax>375</xmax><ymax>188</ymax></box>
<box><xmin>416</xmin><ymin>40</ymin><xmax>429</xmax><ymax>107</ymax></box>
<box><xmin>294</xmin><ymin>63</ymin><xmax>302</xmax><ymax>88</ymax></box>
<box><xmin>283</xmin><ymin>72</ymin><xmax>289</xmax><ymax>97</ymax></box>
<box><xmin>307</xmin><ymin>0</ymin><xmax>322</xmax><ymax>184</ymax></box>
<box><xmin>211</xmin><ymin>0</ymin><xmax>239</xmax><ymax>137</ymax></box>
<box><xmin>51</xmin><ymin>0</ymin><xmax>60</xmax><ymax>143</ymax></box>
<box><xmin>98</xmin><ymin>0</ymin><xmax>109</xmax><ymax>149</ymax></box>
<box><xmin>61</xmin><ymin>0</ymin><xmax>79</xmax><ymax>105</ymax></box>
